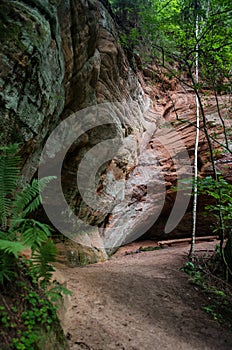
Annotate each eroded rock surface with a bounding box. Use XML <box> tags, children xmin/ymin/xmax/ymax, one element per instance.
<box><xmin>1</xmin><ymin>0</ymin><xmax>231</xmax><ymax>256</ymax></box>
<box><xmin>142</xmin><ymin>77</ymin><xmax>232</xmax><ymax>239</ymax></box>
<box><xmin>0</xmin><ymin>0</ymin><xmax>154</xmax><ymax>255</ymax></box>
<box><xmin>0</xmin><ymin>0</ymin><xmax>65</xmax><ymax>179</ymax></box>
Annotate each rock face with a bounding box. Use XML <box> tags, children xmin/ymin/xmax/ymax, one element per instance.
<box><xmin>1</xmin><ymin>0</ymin><xmax>231</xmax><ymax>255</ymax></box>
<box><xmin>1</xmin><ymin>0</ymin><xmax>158</xmax><ymax>255</ymax></box>
<box><xmin>0</xmin><ymin>0</ymin><xmax>65</xmax><ymax>179</ymax></box>
<box><xmin>142</xmin><ymin>76</ymin><xmax>232</xmax><ymax>240</ymax></box>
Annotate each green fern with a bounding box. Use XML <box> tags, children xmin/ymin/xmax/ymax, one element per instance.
<box><xmin>20</xmin><ymin>220</ymin><xmax>51</xmax><ymax>251</ymax></box>
<box><xmin>0</xmin><ymin>239</ymin><xmax>28</xmax><ymax>258</ymax></box>
<box><xmin>0</xmin><ymin>144</ymin><xmax>20</xmax><ymax>229</ymax></box>
<box><xmin>12</xmin><ymin>176</ymin><xmax>56</xmax><ymax>222</ymax></box>
<box><xmin>0</xmin><ymin>144</ymin><xmax>57</xmax><ymax>285</ymax></box>
<box><xmin>30</xmin><ymin>241</ymin><xmax>57</xmax><ymax>288</ymax></box>
<box><xmin>0</xmin><ymin>252</ymin><xmax>17</xmax><ymax>284</ymax></box>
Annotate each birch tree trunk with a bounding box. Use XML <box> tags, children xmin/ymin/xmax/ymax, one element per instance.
<box><xmin>189</xmin><ymin>12</ymin><xmax>200</xmax><ymax>258</ymax></box>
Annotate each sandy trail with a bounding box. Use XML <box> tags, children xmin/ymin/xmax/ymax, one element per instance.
<box><xmin>60</xmin><ymin>241</ymin><xmax>232</xmax><ymax>350</ymax></box>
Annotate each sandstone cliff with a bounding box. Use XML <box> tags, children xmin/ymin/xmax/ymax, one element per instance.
<box><xmin>1</xmin><ymin>0</ymin><xmax>231</xmax><ymax>258</ymax></box>
<box><xmin>1</xmin><ymin>0</ymin><xmax>156</xmax><ymax>256</ymax></box>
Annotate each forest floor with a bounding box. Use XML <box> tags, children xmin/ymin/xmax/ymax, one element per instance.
<box><xmin>59</xmin><ymin>240</ymin><xmax>232</xmax><ymax>350</ymax></box>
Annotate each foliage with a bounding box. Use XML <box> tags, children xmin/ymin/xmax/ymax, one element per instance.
<box><xmin>116</xmin><ymin>0</ymin><xmax>231</xmax><ymax>85</ymax></box>
<box><xmin>0</xmin><ymin>144</ymin><xmax>57</xmax><ymax>288</ymax></box>
<box><xmin>198</xmin><ymin>176</ymin><xmax>232</xmax><ymax>279</ymax></box>
<box><xmin>181</xmin><ymin>253</ymin><xmax>232</xmax><ymax>329</ymax></box>
<box><xmin>198</xmin><ymin>176</ymin><xmax>232</xmax><ymax>233</ymax></box>
<box><xmin>13</xmin><ymin>287</ymin><xmax>57</xmax><ymax>349</ymax></box>
<box><xmin>110</xmin><ymin>0</ymin><xmax>154</xmax><ymax>66</ymax></box>
<box><xmin>0</xmin><ymin>145</ymin><xmax>71</xmax><ymax>349</ymax></box>
<box><xmin>176</xmin><ymin>0</ymin><xmax>232</xmax><ymax>91</ymax></box>
<box><xmin>0</xmin><ymin>276</ymin><xmax>67</xmax><ymax>350</ymax></box>
<box><xmin>0</xmin><ymin>144</ymin><xmax>20</xmax><ymax>229</ymax></box>
<box><xmin>181</xmin><ymin>261</ymin><xmax>197</xmax><ymax>275</ymax></box>
<box><xmin>111</xmin><ymin>0</ymin><xmax>232</xmax><ymax>92</ymax></box>
<box><xmin>28</xmin><ymin>241</ymin><xmax>57</xmax><ymax>289</ymax></box>
<box><xmin>181</xmin><ymin>261</ymin><xmax>205</xmax><ymax>287</ymax></box>
<box><xmin>110</xmin><ymin>0</ymin><xmax>152</xmax><ymax>27</ymax></box>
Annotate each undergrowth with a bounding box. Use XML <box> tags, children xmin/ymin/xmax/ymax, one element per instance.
<box><xmin>0</xmin><ymin>144</ymin><xmax>71</xmax><ymax>349</ymax></box>
<box><xmin>181</xmin><ymin>247</ymin><xmax>232</xmax><ymax>331</ymax></box>
<box><xmin>0</xmin><ymin>261</ymin><xmax>68</xmax><ymax>350</ymax></box>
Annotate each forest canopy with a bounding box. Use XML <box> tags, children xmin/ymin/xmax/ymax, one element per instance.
<box><xmin>110</xmin><ymin>0</ymin><xmax>232</xmax><ymax>91</ymax></box>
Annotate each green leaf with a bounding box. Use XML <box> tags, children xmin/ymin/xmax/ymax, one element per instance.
<box><xmin>0</xmin><ymin>144</ymin><xmax>20</xmax><ymax>228</ymax></box>
<box><xmin>20</xmin><ymin>221</ymin><xmax>50</xmax><ymax>251</ymax></box>
<box><xmin>12</xmin><ymin>176</ymin><xmax>56</xmax><ymax>221</ymax></box>
<box><xmin>0</xmin><ymin>252</ymin><xmax>17</xmax><ymax>283</ymax></box>
<box><xmin>30</xmin><ymin>241</ymin><xmax>57</xmax><ymax>287</ymax></box>
<box><xmin>0</xmin><ymin>239</ymin><xmax>28</xmax><ymax>258</ymax></box>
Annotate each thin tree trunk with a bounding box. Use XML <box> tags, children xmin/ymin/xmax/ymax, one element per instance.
<box><xmin>189</xmin><ymin>13</ymin><xmax>200</xmax><ymax>259</ymax></box>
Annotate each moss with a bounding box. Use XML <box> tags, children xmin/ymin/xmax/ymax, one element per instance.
<box><xmin>66</xmin><ymin>245</ymin><xmax>99</xmax><ymax>267</ymax></box>
<box><xmin>0</xmin><ymin>0</ymin><xmax>65</xmax><ymax>145</ymax></box>
<box><xmin>0</xmin><ymin>2</ymin><xmax>51</xmax><ymax>51</ymax></box>
<box><xmin>0</xmin><ymin>4</ymin><xmax>47</xmax><ymax>52</ymax></box>
<box><xmin>78</xmin><ymin>248</ymin><xmax>98</xmax><ymax>266</ymax></box>
<box><xmin>139</xmin><ymin>246</ymin><xmax>163</xmax><ymax>252</ymax></box>
<box><xmin>1</xmin><ymin>86</ymin><xmax>19</xmax><ymax>111</ymax></box>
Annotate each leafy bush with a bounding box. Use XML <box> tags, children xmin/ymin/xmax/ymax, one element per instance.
<box><xmin>198</xmin><ymin>176</ymin><xmax>232</xmax><ymax>279</ymax></box>
<box><xmin>198</xmin><ymin>176</ymin><xmax>232</xmax><ymax>231</ymax></box>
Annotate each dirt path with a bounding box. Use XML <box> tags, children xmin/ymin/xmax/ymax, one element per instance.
<box><xmin>60</xmin><ymin>241</ymin><xmax>232</xmax><ymax>350</ymax></box>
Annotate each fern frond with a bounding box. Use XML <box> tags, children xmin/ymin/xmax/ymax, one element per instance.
<box><xmin>0</xmin><ymin>146</ymin><xmax>58</xmax><ymax>286</ymax></box>
<box><xmin>37</xmin><ymin>176</ymin><xmax>57</xmax><ymax>192</ymax></box>
<box><xmin>32</xmin><ymin>241</ymin><xmax>57</xmax><ymax>267</ymax></box>
<box><xmin>12</xmin><ymin>176</ymin><xmax>56</xmax><ymax>220</ymax></box>
<box><xmin>0</xmin><ymin>252</ymin><xmax>17</xmax><ymax>283</ymax></box>
<box><xmin>30</xmin><ymin>241</ymin><xmax>57</xmax><ymax>288</ymax></box>
<box><xmin>31</xmin><ymin>220</ymin><xmax>52</xmax><ymax>236</ymax></box>
<box><xmin>46</xmin><ymin>281</ymin><xmax>72</xmax><ymax>303</ymax></box>
<box><xmin>12</xmin><ymin>179</ymin><xmax>40</xmax><ymax>219</ymax></box>
<box><xmin>0</xmin><ymin>144</ymin><xmax>20</xmax><ymax>228</ymax></box>
<box><xmin>0</xmin><ymin>239</ymin><xmax>28</xmax><ymax>258</ymax></box>
<box><xmin>20</xmin><ymin>220</ymin><xmax>51</xmax><ymax>251</ymax></box>
<box><xmin>0</xmin><ymin>230</ymin><xmax>16</xmax><ymax>242</ymax></box>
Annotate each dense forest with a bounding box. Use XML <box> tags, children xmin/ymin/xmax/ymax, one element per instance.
<box><xmin>0</xmin><ymin>0</ymin><xmax>232</xmax><ymax>349</ymax></box>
